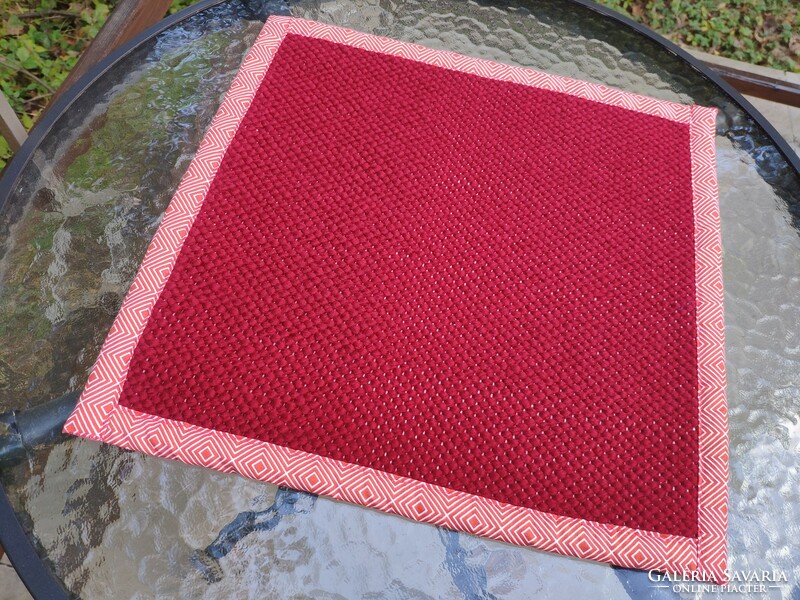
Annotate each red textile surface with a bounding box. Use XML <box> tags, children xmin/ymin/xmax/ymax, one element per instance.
<box><xmin>120</xmin><ymin>33</ymin><xmax>699</xmax><ymax>537</ymax></box>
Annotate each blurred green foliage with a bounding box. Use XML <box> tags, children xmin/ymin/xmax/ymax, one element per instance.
<box><xmin>0</xmin><ymin>0</ymin><xmax>197</xmax><ymax>169</ymax></box>
<box><xmin>1</xmin><ymin>0</ymin><xmax>799</xmax><ymax>170</ymax></box>
<box><xmin>597</xmin><ymin>0</ymin><xmax>799</xmax><ymax>72</ymax></box>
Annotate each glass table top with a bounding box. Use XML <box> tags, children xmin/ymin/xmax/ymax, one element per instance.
<box><xmin>1</xmin><ymin>0</ymin><xmax>799</xmax><ymax>597</ymax></box>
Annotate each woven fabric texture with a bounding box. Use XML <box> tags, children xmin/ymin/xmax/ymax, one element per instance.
<box><xmin>120</xmin><ymin>33</ymin><xmax>700</xmax><ymax>537</ymax></box>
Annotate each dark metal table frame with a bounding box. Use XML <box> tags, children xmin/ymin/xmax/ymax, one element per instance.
<box><xmin>1</xmin><ymin>1</ymin><xmax>798</xmax><ymax>597</ymax></box>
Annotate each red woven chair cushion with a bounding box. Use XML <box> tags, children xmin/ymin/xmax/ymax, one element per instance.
<box><xmin>65</xmin><ymin>16</ymin><xmax>727</xmax><ymax>581</ymax></box>
<box><xmin>122</xmin><ymin>32</ymin><xmax>698</xmax><ymax>536</ymax></box>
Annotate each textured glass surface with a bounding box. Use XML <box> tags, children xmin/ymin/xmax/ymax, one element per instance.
<box><xmin>0</xmin><ymin>0</ymin><xmax>799</xmax><ymax>597</ymax></box>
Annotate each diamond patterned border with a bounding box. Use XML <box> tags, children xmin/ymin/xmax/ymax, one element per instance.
<box><xmin>63</xmin><ymin>16</ymin><xmax>727</xmax><ymax>583</ymax></box>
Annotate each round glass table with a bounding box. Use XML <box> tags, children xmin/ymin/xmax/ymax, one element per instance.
<box><xmin>1</xmin><ymin>0</ymin><xmax>799</xmax><ymax>597</ymax></box>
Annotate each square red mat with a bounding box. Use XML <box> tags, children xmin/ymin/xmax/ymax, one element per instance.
<box><xmin>65</xmin><ymin>16</ymin><xmax>727</xmax><ymax>581</ymax></box>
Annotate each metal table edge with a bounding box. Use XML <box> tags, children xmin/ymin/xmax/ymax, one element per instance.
<box><xmin>0</xmin><ymin>4</ymin><xmax>229</xmax><ymax>597</ymax></box>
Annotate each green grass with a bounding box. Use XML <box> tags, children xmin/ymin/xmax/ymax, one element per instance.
<box><xmin>1</xmin><ymin>0</ymin><xmax>799</xmax><ymax>170</ymax></box>
<box><xmin>0</xmin><ymin>0</ymin><xmax>196</xmax><ymax>169</ymax></box>
<box><xmin>596</xmin><ymin>0</ymin><xmax>799</xmax><ymax>72</ymax></box>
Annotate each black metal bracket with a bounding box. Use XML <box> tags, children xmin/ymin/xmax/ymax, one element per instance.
<box><xmin>0</xmin><ymin>484</ymin><xmax>70</xmax><ymax>599</ymax></box>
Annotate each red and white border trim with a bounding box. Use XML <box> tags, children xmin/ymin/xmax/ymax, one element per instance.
<box><xmin>63</xmin><ymin>16</ymin><xmax>728</xmax><ymax>582</ymax></box>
